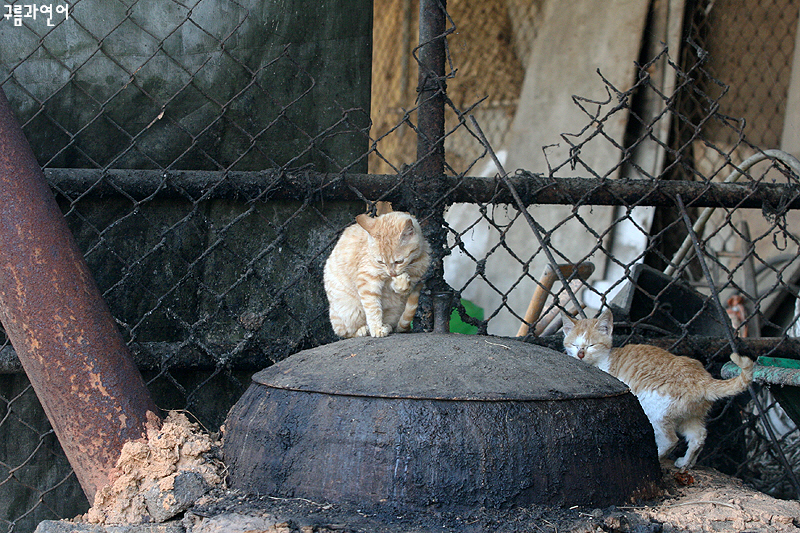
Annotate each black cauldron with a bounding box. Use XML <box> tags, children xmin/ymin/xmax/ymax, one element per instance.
<box><xmin>223</xmin><ymin>334</ymin><xmax>660</xmax><ymax>510</ymax></box>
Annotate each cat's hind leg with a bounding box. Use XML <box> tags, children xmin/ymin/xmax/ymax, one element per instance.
<box><xmin>637</xmin><ymin>391</ymin><xmax>679</xmax><ymax>460</ymax></box>
<box><xmin>674</xmin><ymin>418</ymin><xmax>707</xmax><ymax>470</ymax></box>
<box><xmin>330</xmin><ymin>311</ymin><xmax>364</xmax><ymax>338</ymax></box>
<box><xmin>652</xmin><ymin>420</ymin><xmax>680</xmax><ymax>461</ymax></box>
<box><xmin>328</xmin><ymin>289</ymin><xmax>367</xmax><ymax>338</ymax></box>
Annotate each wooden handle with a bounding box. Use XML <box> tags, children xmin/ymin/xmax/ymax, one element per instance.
<box><xmin>516</xmin><ymin>262</ymin><xmax>595</xmax><ymax>337</ymax></box>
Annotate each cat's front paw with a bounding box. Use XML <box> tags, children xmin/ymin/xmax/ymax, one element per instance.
<box><xmin>371</xmin><ymin>324</ymin><xmax>393</xmax><ymax>337</ymax></box>
<box><xmin>391</xmin><ymin>273</ymin><xmax>411</xmax><ymax>294</ymax></box>
<box><xmin>355</xmin><ymin>325</ymin><xmax>370</xmax><ymax>337</ymax></box>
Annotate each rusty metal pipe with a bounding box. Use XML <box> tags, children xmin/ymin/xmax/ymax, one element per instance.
<box><xmin>0</xmin><ymin>88</ymin><xmax>160</xmax><ymax>502</ymax></box>
<box><xmin>416</xmin><ymin>0</ymin><xmax>446</xmax><ymax>180</ymax></box>
<box><xmin>39</xmin><ymin>168</ymin><xmax>800</xmax><ymax>208</ymax></box>
<box><xmin>414</xmin><ymin>0</ymin><xmax>452</xmax><ymax>327</ymax></box>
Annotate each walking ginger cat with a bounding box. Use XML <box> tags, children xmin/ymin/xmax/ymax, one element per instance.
<box><xmin>324</xmin><ymin>208</ymin><xmax>430</xmax><ymax>338</ymax></box>
<box><xmin>561</xmin><ymin>308</ymin><xmax>754</xmax><ymax>470</ymax></box>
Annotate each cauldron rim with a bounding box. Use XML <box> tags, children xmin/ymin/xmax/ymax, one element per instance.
<box><xmin>253</xmin><ymin>333</ymin><xmax>630</xmax><ymax>401</ymax></box>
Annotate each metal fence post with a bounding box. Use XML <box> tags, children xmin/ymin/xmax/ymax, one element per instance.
<box><xmin>0</xmin><ymin>88</ymin><xmax>161</xmax><ymax>502</ymax></box>
<box><xmin>416</xmin><ymin>0</ymin><xmax>452</xmax><ymax>332</ymax></box>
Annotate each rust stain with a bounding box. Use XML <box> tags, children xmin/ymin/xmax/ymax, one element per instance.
<box><xmin>88</xmin><ymin>372</ymin><xmax>112</xmax><ymax>398</ymax></box>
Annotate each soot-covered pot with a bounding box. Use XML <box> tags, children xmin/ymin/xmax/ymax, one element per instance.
<box><xmin>223</xmin><ymin>334</ymin><xmax>660</xmax><ymax>510</ymax></box>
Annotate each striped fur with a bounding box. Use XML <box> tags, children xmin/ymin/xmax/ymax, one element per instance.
<box><xmin>561</xmin><ymin>308</ymin><xmax>753</xmax><ymax>470</ymax></box>
<box><xmin>324</xmin><ymin>210</ymin><xmax>430</xmax><ymax>338</ymax></box>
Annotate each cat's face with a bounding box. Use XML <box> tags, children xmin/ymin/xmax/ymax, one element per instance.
<box><xmin>561</xmin><ymin>309</ymin><xmax>613</xmax><ymax>366</ymax></box>
<box><xmin>357</xmin><ymin>212</ymin><xmax>422</xmax><ymax>277</ymax></box>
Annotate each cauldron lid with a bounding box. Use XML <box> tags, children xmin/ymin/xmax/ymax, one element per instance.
<box><xmin>252</xmin><ymin>334</ymin><xmax>629</xmax><ymax>401</ymax></box>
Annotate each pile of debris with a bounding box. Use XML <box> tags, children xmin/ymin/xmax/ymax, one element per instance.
<box><xmin>80</xmin><ymin>411</ymin><xmax>224</xmax><ymax>526</ymax></box>
<box><xmin>32</xmin><ymin>411</ymin><xmax>800</xmax><ymax>533</ymax></box>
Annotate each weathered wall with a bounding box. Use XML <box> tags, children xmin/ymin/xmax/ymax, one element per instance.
<box><xmin>1</xmin><ymin>0</ymin><xmax>371</xmax><ymax>172</ymax></box>
<box><xmin>370</xmin><ymin>0</ymin><xmax>527</xmax><ymax>174</ymax></box>
<box><xmin>64</xmin><ymin>196</ymin><xmax>360</xmax><ymax>353</ymax></box>
<box><xmin>0</xmin><ymin>0</ymin><xmax>372</xmax><ymax>528</ymax></box>
<box><xmin>703</xmin><ymin>0</ymin><xmax>798</xmax><ymax>149</ymax></box>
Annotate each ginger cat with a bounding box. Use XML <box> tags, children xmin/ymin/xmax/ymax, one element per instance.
<box><xmin>561</xmin><ymin>308</ymin><xmax>754</xmax><ymax>470</ymax></box>
<box><xmin>324</xmin><ymin>209</ymin><xmax>430</xmax><ymax>338</ymax></box>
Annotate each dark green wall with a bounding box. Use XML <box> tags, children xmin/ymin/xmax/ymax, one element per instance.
<box><xmin>0</xmin><ymin>0</ymin><xmax>373</xmax><ymax>529</ymax></box>
<box><xmin>1</xmin><ymin>0</ymin><xmax>372</xmax><ymax>172</ymax></box>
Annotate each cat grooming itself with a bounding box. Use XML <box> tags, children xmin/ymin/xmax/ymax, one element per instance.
<box><xmin>324</xmin><ymin>209</ymin><xmax>430</xmax><ymax>338</ymax></box>
<box><xmin>561</xmin><ymin>309</ymin><xmax>754</xmax><ymax>470</ymax></box>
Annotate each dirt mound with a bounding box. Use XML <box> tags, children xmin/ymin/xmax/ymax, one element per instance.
<box><xmin>628</xmin><ymin>466</ymin><xmax>800</xmax><ymax>532</ymax></box>
<box><xmin>81</xmin><ymin>411</ymin><xmax>224</xmax><ymax>525</ymax></box>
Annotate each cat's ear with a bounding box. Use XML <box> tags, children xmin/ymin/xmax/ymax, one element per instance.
<box><xmin>399</xmin><ymin>218</ymin><xmax>416</xmax><ymax>243</ymax></box>
<box><xmin>356</xmin><ymin>213</ymin><xmax>377</xmax><ymax>234</ymax></box>
<box><xmin>560</xmin><ymin>311</ymin><xmax>576</xmax><ymax>335</ymax></box>
<box><xmin>596</xmin><ymin>309</ymin><xmax>613</xmax><ymax>336</ymax></box>
<box><xmin>375</xmin><ymin>201</ymin><xmax>393</xmax><ymax>216</ymax></box>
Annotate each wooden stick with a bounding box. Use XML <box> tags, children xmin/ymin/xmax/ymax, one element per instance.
<box><xmin>517</xmin><ymin>262</ymin><xmax>594</xmax><ymax>337</ymax></box>
<box><xmin>535</xmin><ymin>278</ymin><xmax>588</xmax><ymax>335</ymax></box>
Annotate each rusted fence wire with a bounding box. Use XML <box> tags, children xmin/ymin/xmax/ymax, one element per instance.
<box><xmin>2</xmin><ymin>0</ymin><xmax>800</xmax><ymax>531</ymax></box>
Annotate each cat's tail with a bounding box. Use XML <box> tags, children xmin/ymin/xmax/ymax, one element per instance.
<box><xmin>705</xmin><ymin>352</ymin><xmax>754</xmax><ymax>401</ymax></box>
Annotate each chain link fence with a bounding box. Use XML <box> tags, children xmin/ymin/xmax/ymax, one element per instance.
<box><xmin>2</xmin><ymin>0</ymin><xmax>800</xmax><ymax>531</ymax></box>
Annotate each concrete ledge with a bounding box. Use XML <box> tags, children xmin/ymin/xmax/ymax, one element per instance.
<box><xmin>34</xmin><ymin>521</ymin><xmax>183</xmax><ymax>533</ymax></box>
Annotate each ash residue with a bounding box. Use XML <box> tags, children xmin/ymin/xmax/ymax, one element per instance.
<box><xmin>183</xmin><ymin>489</ymin><xmax>588</xmax><ymax>533</ymax></box>
<box><xmin>37</xmin><ymin>464</ymin><xmax>800</xmax><ymax>532</ymax></box>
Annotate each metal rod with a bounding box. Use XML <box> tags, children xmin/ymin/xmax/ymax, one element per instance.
<box><xmin>737</xmin><ymin>221</ymin><xmax>761</xmax><ymax>337</ymax></box>
<box><xmin>43</xmin><ymin>168</ymin><xmax>800</xmax><ymax>209</ymax></box>
<box><xmin>665</xmin><ymin>150</ymin><xmax>800</xmax><ymax>276</ymax></box>
<box><xmin>675</xmin><ymin>194</ymin><xmax>800</xmax><ymax>498</ymax></box>
<box><xmin>414</xmin><ymin>0</ymin><xmax>452</xmax><ymax>327</ymax></box>
<box><xmin>0</xmin><ymin>88</ymin><xmax>161</xmax><ymax>502</ymax></box>
<box><xmin>432</xmin><ymin>291</ymin><xmax>454</xmax><ymax>333</ymax></box>
<box><xmin>415</xmin><ymin>0</ymin><xmax>446</xmax><ymax>181</ymax></box>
